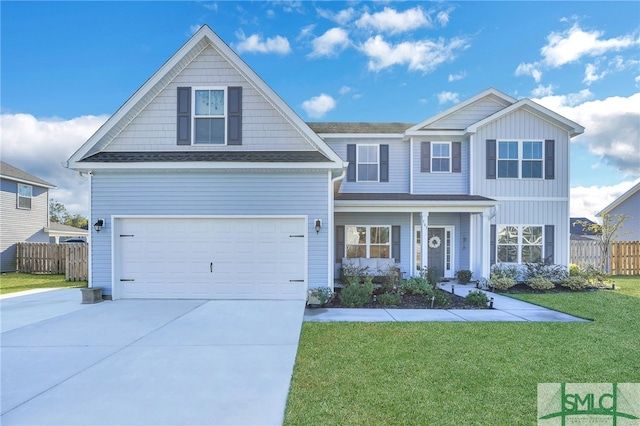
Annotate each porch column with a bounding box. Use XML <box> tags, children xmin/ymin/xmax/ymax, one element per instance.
<box><xmin>480</xmin><ymin>210</ymin><xmax>491</xmax><ymax>278</ymax></box>
<box><xmin>420</xmin><ymin>211</ymin><xmax>429</xmax><ymax>271</ymax></box>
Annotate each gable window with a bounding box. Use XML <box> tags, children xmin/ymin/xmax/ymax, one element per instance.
<box><xmin>346</xmin><ymin>225</ymin><xmax>390</xmax><ymax>258</ymax></box>
<box><xmin>194</xmin><ymin>88</ymin><xmax>226</xmax><ymax>144</ymax></box>
<box><xmin>497</xmin><ymin>140</ymin><xmax>543</xmax><ymax>179</ymax></box>
<box><xmin>431</xmin><ymin>142</ymin><xmax>451</xmax><ymax>172</ymax></box>
<box><xmin>17</xmin><ymin>184</ymin><xmax>32</xmax><ymax>210</ymax></box>
<box><xmin>357</xmin><ymin>145</ymin><xmax>379</xmax><ymax>182</ymax></box>
<box><xmin>497</xmin><ymin>225</ymin><xmax>543</xmax><ymax>263</ymax></box>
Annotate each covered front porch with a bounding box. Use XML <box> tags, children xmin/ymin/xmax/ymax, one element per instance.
<box><xmin>333</xmin><ymin>193</ymin><xmax>498</xmax><ymax>286</ymax></box>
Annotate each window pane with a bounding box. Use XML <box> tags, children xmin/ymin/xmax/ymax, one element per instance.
<box><xmin>18</xmin><ymin>184</ymin><xmax>32</xmax><ymax>197</ymax></box>
<box><xmin>358</xmin><ymin>145</ymin><xmax>377</xmax><ymax>163</ymax></box>
<box><xmin>523</xmin><ymin>142</ymin><xmax>542</xmax><ymax>159</ymax></box>
<box><xmin>522</xmin><ymin>245</ymin><xmax>542</xmax><ymax>263</ymax></box>
<box><xmin>358</xmin><ymin>164</ymin><xmax>378</xmax><ymax>181</ymax></box>
<box><xmin>195</xmin><ymin>118</ymin><xmax>224</xmax><ymax>144</ymax></box>
<box><xmin>194</xmin><ymin>90</ymin><xmax>209</xmax><ymax>115</ymax></box>
<box><xmin>370</xmin><ymin>227</ymin><xmax>389</xmax><ymax>244</ymax></box>
<box><xmin>498</xmin><ymin>245</ymin><xmax>517</xmax><ymax>263</ymax></box>
<box><xmin>18</xmin><ymin>197</ymin><xmax>31</xmax><ymax>209</ymax></box>
<box><xmin>195</xmin><ymin>90</ymin><xmax>224</xmax><ymax>116</ymax></box>
<box><xmin>522</xmin><ymin>226</ymin><xmax>543</xmax><ymax>245</ymax></box>
<box><xmin>346</xmin><ymin>245</ymin><xmax>366</xmax><ymax>258</ymax></box>
<box><xmin>346</xmin><ymin>227</ymin><xmax>366</xmax><ymax>245</ymax></box>
<box><xmin>499</xmin><ymin>141</ymin><xmax>518</xmax><ymax>159</ymax></box>
<box><xmin>498</xmin><ymin>226</ymin><xmax>518</xmax><ymax>244</ymax></box>
<box><xmin>498</xmin><ymin>160</ymin><xmax>518</xmax><ymax>178</ymax></box>
<box><xmin>370</xmin><ymin>245</ymin><xmax>389</xmax><ymax>258</ymax></box>
<box><xmin>522</xmin><ymin>161</ymin><xmax>542</xmax><ymax>178</ymax></box>
<box><xmin>432</xmin><ymin>158</ymin><xmax>450</xmax><ymax>172</ymax></box>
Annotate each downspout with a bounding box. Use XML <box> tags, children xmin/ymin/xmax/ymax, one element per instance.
<box><xmin>328</xmin><ymin>165</ymin><xmax>348</xmax><ymax>290</ymax></box>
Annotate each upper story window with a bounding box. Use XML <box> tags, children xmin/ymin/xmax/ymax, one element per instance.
<box><xmin>498</xmin><ymin>140</ymin><xmax>543</xmax><ymax>179</ymax></box>
<box><xmin>193</xmin><ymin>87</ymin><xmax>226</xmax><ymax>145</ymax></box>
<box><xmin>357</xmin><ymin>145</ymin><xmax>379</xmax><ymax>182</ymax></box>
<box><xmin>17</xmin><ymin>184</ymin><xmax>32</xmax><ymax>210</ymax></box>
<box><xmin>497</xmin><ymin>225</ymin><xmax>543</xmax><ymax>263</ymax></box>
<box><xmin>431</xmin><ymin>142</ymin><xmax>451</xmax><ymax>173</ymax></box>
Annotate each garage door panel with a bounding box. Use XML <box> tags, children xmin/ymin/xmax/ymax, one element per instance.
<box><xmin>117</xmin><ymin>218</ymin><xmax>306</xmax><ymax>299</ymax></box>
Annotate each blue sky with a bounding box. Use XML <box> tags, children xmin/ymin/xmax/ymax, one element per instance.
<box><xmin>1</xmin><ymin>1</ymin><xmax>639</xmax><ymax>220</ymax></box>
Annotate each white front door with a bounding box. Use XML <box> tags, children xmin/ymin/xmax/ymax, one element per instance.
<box><xmin>115</xmin><ymin>217</ymin><xmax>307</xmax><ymax>300</ymax></box>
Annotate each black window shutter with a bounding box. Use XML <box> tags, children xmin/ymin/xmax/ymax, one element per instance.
<box><xmin>545</xmin><ymin>139</ymin><xmax>555</xmax><ymax>180</ymax></box>
<box><xmin>545</xmin><ymin>225</ymin><xmax>554</xmax><ymax>264</ymax></box>
<box><xmin>346</xmin><ymin>144</ymin><xmax>356</xmax><ymax>182</ymax></box>
<box><xmin>490</xmin><ymin>224</ymin><xmax>496</xmax><ymax>266</ymax></box>
<box><xmin>336</xmin><ymin>225</ymin><xmax>345</xmax><ymax>262</ymax></box>
<box><xmin>227</xmin><ymin>87</ymin><xmax>242</xmax><ymax>145</ymax></box>
<box><xmin>421</xmin><ymin>142</ymin><xmax>430</xmax><ymax>172</ymax></box>
<box><xmin>486</xmin><ymin>139</ymin><xmax>497</xmax><ymax>179</ymax></box>
<box><xmin>452</xmin><ymin>142</ymin><xmax>462</xmax><ymax>173</ymax></box>
<box><xmin>380</xmin><ymin>144</ymin><xmax>389</xmax><ymax>182</ymax></box>
<box><xmin>177</xmin><ymin>87</ymin><xmax>191</xmax><ymax>145</ymax></box>
<box><xmin>392</xmin><ymin>225</ymin><xmax>401</xmax><ymax>262</ymax></box>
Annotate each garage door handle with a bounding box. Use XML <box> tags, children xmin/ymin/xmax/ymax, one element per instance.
<box><xmin>210</xmin><ymin>262</ymin><xmax>213</xmax><ymax>273</ymax></box>
<box><xmin>289</xmin><ymin>279</ymin><xmax>304</xmax><ymax>282</ymax></box>
<box><xmin>120</xmin><ymin>279</ymin><xmax>134</xmax><ymax>282</ymax></box>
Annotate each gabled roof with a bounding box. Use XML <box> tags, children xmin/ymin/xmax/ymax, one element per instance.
<box><xmin>66</xmin><ymin>25</ymin><xmax>344</xmax><ymax>170</ymax></box>
<box><xmin>308</xmin><ymin>122</ymin><xmax>414</xmax><ymax>135</ymax></box>
<box><xmin>0</xmin><ymin>161</ymin><xmax>56</xmax><ymax>188</ymax></box>
<box><xmin>466</xmin><ymin>98</ymin><xmax>585</xmax><ymax>137</ymax></box>
<box><xmin>598</xmin><ymin>181</ymin><xmax>640</xmax><ymax>216</ymax></box>
<box><xmin>406</xmin><ymin>88</ymin><xmax>516</xmax><ymax>135</ymax></box>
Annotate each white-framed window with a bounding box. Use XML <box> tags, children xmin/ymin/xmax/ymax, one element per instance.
<box><xmin>193</xmin><ymin>87</ymin><xmax>226</xmax><ymax>144</ymax></box>
<box><xmin>431</xmin><ymin>142</ymin><xmax>451</xmax><ymax>172</ymax></box>
<box><xmin>497</xmin><ymin>225</ymin><xmax>543</xmax><ymax>263</ymax></box>
<box><xmin>357</xmin><ymin>145</ymin><xmax>379</xmax><ymax>182</ymax></box>
<box><xmin>17</xmin><ymin>184</ymin><xmax>32</xmax><ymax>210</ymax></box>
<box><xmin>346</xmin><ymin>225</ymin><xmax>390</xmax><ymax>258</ymax></box>
<box><xmin>498</xmin><ymin>140</ymin><xmax>543</xmax><ymax>179</ymax></box>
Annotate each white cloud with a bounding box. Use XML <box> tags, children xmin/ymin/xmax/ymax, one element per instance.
<box><xmin>338</xmin><ymin>86</ymin><xmax>352</xmax><ymax>95</ymax></box>
<box><xmin>234</xmin><ymin>31</ymin><xmax>291</xmax><ymax>55</ymax></box>
<box><xmin>448</xmin><ymin>71</ymin><xmax>466</xmax><ymax>82</ymax></box>
<box><xmin>437</xmin><ymin>91</ymin><xmax>459</xmax><ymax>104</ymax></box>
<box><xmin>436</xmin><ymin>11</ymin><xmax>450</xmax><ymax>26</ymax></box>
<box><xmin>301</xmin><ymin>94</ymin><xmax>336</xmax><ymax>118</ymax></box>
<box><xmin>534</xmin><ymin>92</ymin><xmax>640</xmax><ymax>176</ymax></box>
<box><xmin>583</xmin><ymin>63</ymin><xmax>607</xmax><ymax>85</ymax></box>
<box><xmin>542</xmin><ymin>24</ymin><xmax>640</xmax><ymax>68</ymax></box>
<box><xmin>309</xmin><ymin>28</ymin><xmax>350</xmax><ymax>58</ymax></box>
<box><xmin>316</xmin><ymin>7</ymin><xmax>355</xmax><ymax>25</ymax></box>
<box><xmin>515</xmin><ymin>62</ymin><xmax>543</xmax><ymax>83</ymax></box>
<box><xmin>356</xmin><ymin>6</ymin><xmax>430</xmax><ymax>34</ymax></box>
<box><xmin>297</xmin><ymin>24</ymin><xmax>316</xmax><ymax>41</ymax></box>
<box><xmin>359</xmin><ymin>35</ymin><xmax>469</xmax><ymax>73</ymax></box>
<box><xmin>0</xmin><ymin>113</ymin><xmax>109</xmax><ymax>217</ymax></box>
<box><xmin>189</xmin><ymin>24</ymin><xmax>202</xmax><ymax>36</ymax></box>
<box><xmin>571</xmin><ymin>179</ymin><xmax>640</xmax><ymax>221</ymax></box>
<box><xmin>531</xmin><ymin>84</ymin><xmax>555</xmax><ymax>97</ymax></box>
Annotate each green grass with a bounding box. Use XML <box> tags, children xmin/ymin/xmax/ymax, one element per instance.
<box><xmin>285</xmin><ymin>276</ymin><xmax>640</xmax><ymax>425</ymax></box>
<box><xmin>0</xmin><ymin>273</ymin><xmax>87</xmax><ymax>295</ymax></box>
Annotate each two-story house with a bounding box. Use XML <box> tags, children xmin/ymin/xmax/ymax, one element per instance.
<box><xmin>0</xmin><ymin>161</ymin><xmax>56</xmax><ymax>272</ymax></box>
<box><xmin>66</xmin><ymin>25</ymin><xmax>583</xmax><ymax>300</ymax></box>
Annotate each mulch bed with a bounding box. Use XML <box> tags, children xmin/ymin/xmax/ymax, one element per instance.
<box><xmin>493</xmin><ymin>282</ymin><xmax>613</xmax><ymax>294</ymax></box>
<box><xmin>326</xmin><ymin>288</ymin><xmax>484</xmax><ymax>309</ymax></box>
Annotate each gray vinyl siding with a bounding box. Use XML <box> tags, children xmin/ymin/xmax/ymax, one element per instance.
<box><xmin>334</xmin><ymin>212</ymin><xmax>412</xmax><ymax>277</ymax></box>
<box><xmin>106</xmin><ymin>46</ymin><xmax>314</xmax><ymax>152</ymax></box>
<box><xmin>492</xmin><ymin>200</ymin><xmax>569</xmax><ymax>266</ymax></box>
<box><xmin>412</xmin><ymin>140</ymin><xmax>470</xmax><ymax>194</ymax></box>
<box><xmin>606</xmin><ymin>190</ymin><xmax>640</xmax><ymax>242</ymax></box>
<box><xmin>91</xmin><ymin>171</ymin><xmax>330</xmax><ymax>295</ymax></box>
<box><xmin>472</xmin><ymin>109</ymin><xmax>571</xmax><ymax>198</ymax></box>
<box><xmin>424</xmin><ymin>97</ymin><xmax>510</xmax><ymax>130</ymax></box>
<box><xmin>0</xmin><ymin>179</ymin><xmax>50</xmax><ymax>272</ymax></box>
<box><xmin>412</xmin><ymin>212</ymin><xmax>469</xmax><ymax>273</ymax></box>
<box><xmin>327</xmin><ymin>138</ymin><xmax>409</xmax><ymax>193</ymax></box>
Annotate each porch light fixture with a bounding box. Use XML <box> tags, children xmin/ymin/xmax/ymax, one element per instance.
<box><xmin>314</xmin><ymin>219</ymin><xmax>322</xmax><ymax>234</ymax></box>
<box><xmin>93</xmin><ymin>219</ymin><xmax>104</xmax><ymax>233</ymax></box>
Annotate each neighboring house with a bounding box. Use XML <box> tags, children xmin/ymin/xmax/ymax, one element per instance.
<box><xmin>598</xmin><ymin>182</ymin><xmax>640</xmax><ymax>242</ymax></box>
<box><xmin>569</xmin><ymin>217</ymin><xmax>599</xmax><ymax>241</ymax></box>
<box><xmin>0</xmin><ymin>161</ymin><xmax>56</xmax><ymax>272</ymax></box>
<box><xmin>47</xmin><ymin>222</ymin><xmax>88</xmax><ymax>243</ymax></box>
<box><xmin>66</xmin><ymin>25</ymin><xmax>584</xmax><ymax>300</ymax></box>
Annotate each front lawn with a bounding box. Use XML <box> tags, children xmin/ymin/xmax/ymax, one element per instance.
<box><xmin>285</xmin><ymin>276</ymin><xmax>640</xmax><ymax>425</ymax></box>
<box><xmin>0</xmin><ymin>273</ymin><xmax>87</xmax><ymax>295</ymax></box>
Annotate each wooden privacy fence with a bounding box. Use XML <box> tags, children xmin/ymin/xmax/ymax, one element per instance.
<box><xmin>16</xmin><ymin>242</ymin><xmax>88</xmax><ymax>281</ymax></box>
<box><xmin>570</xmin><ymin>240</ymin><xmax>640</xmax><ymax>275</ymax></box>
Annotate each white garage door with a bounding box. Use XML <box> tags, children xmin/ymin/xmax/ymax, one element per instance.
<box><xmin>115</xmin><ymin>217</ymin><xmax>306</xmax><ymax>299</ymax></box>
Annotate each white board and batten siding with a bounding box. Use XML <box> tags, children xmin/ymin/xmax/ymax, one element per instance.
<box><xmin>91</xmin><ymin>171</ymin><xmax>330</xmax><ymax>299</ymax></box>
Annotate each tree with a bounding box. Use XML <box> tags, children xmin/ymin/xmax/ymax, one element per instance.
<box><xmin>574</xmin><ymin>213</ymin><xmax>631</xmax><ymax>273</ymax></box>
<box><xmin>49</xmin><ymin>199</ymin><xmax>88</xmax><ymax>229</ymax></box>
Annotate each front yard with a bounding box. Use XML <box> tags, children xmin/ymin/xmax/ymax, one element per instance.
<box><xmin>285</xmin><ymin>276</ymin><xmax>640</xmax><ymax>425</ymax></box>
<box><xmin>0</xmin><ymin>273</ymin><xmax>87</xmax><ymax>295</ymax></box>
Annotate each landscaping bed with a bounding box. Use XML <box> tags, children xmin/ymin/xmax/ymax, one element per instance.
<box><xmin>325</xmin><ymin>287</ymin><xmax>483</xmax><ymax>309</ymax></box>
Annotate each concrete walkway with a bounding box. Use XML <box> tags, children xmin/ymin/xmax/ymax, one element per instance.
<box><xmin>1</xmin><ymin>289</ymin><xmax>305</xmax><ymax>426</ymax></box>
<box><xmin>304</xmin><ymin>283</ymin><xmax>590</xmax><ymax>323</ymax></box>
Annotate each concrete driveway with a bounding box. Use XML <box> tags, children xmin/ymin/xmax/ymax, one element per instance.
<box><xmin>1</xmin><ymin>289</ymin><xmax>306</xmax><ymax>426</ymax></box>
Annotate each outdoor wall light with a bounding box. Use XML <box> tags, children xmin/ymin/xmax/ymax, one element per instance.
<box><xmin>314</xmin><ymin>219</ymin><xmax>322</xmax><ymax>234</ymax></box>
<box><xmin>93</xmin><ymin>219</ymin><xmax>104</xmax><ymax>233</ymax></box>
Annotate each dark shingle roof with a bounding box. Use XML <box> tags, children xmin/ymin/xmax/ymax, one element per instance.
<box><xmin>336</xmin><ymin>193</ymin><xmax>495</xmax><ymax>202</ymax></box>
<box><xmin>80</xmin><ymin>151</ymin><xmax>332</xmax><ymax>163</ymax></box>
<box><xmin>307</xmin><ymin>122</ymin><xmax>414</xmax><ymax>134</ymax></box>
<box><xmin>0</xmin><ymin>161</ymin><xmax>55</xmax><ymax>188</ymax></box>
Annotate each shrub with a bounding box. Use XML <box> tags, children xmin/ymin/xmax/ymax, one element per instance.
<box><xmin>490</xmin><ymin>264</ymin><xmax>519</xmax><ymax>281</ymax></box>
<box><xmin>401</xmin><ymin>277</ymin><xmax>432</xmax><ymax>295</ymax></box>
<box><xmin>378</xmin><ymin>264</ymin><xmax>401</xmax><ymax>291</ymax></box>
<box><xmin>490</xmin><ymin>276</ymin><xmax>516</xmax><ymax>291</ymax></box>
<box><xmin>455</xmin><ymin>269</ymin><xmax>473</xmax><ymax>284</ymax></box>
<box><xmin>341</xmin><ymin>262</ymin><xmax>370</xmax><ymax>286</ymax></box>
<box><xmin>569</xmin><ymin>263</ymin><xmax>582</xmax><ymax>277</ymax></box>
<box><xmin>465</xmin><ymin>290</ymin><xmax>489</xmax><ymax>307</ymax></box>
<box><xmin>526</xmin><ymin>276</ymin><xmax>555</xmax><ymax>291</ymax></box>
<box><xmin>560</xmin><ymin>276</ymin><xmax>589</xmax><ymax>291</ymax></box>
<box><xmin>523</xmin><ymin>262</ymin><xmax>568</xmax><ymax>282</ymax></box>
<box><xmin>307</xmin><ymin>287</ymin><xmax>334</xmax><ymax>306</ymax></box>
<box><xmin>418</xmin><ymin>267</ymin><xmax>440</xmax><ymax>286</ymax></box>
<box><xmin>431</xmin><ymin>290</ymin><xmax>451</xmax><ymax>308</ymax></box>
<box><xmin>339</xmin><ymin>280</ymin><xmax>374</xmax><ymax>307</ymax></box>
<box><xmin>377</xmin><ymin>292</ymin><xmax>402</xmax><ymax>306</ymax></box>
